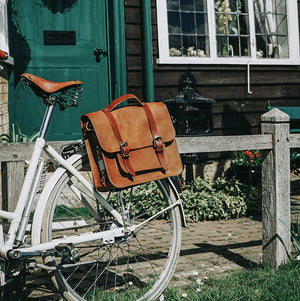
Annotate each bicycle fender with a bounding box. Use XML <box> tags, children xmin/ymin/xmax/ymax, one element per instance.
<box><xmin>31</xmin><ymin>152</ymin><xmax>86</xmax><ymax>245</ymax></box>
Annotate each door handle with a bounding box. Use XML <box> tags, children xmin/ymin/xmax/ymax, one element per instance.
<box><xmin>93</xmin><ymin>48</ymin><xmax>107</xmax><ymax>62</ymax></box>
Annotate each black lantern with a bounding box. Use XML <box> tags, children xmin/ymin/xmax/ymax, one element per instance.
<box><xmin>164</xmin><ymin>77</ymin><xmax>215</xmax><ymax>136</ymax></box>
<box><xmin>164</xmin><ymin>76</ymin><xmax>215</xmax><ymax>182</ymax></box>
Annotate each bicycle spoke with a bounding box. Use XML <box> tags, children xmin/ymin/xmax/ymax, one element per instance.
<box><xmin>41</xmin><ymin>154</ymin><xmax>181</xmax><ymax>300</ymax></box>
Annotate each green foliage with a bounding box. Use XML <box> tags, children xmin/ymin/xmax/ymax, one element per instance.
<box><xmin>108</xmin><ymin>177</ymin><xmax>262</xmax><ymax>223</ymax></box>
<box><xmin>291</xmin><ymin>214</ymin><xmax>300</xmax><ymax>261</ymax></box>
<box><xmin>0</xmin><ymin>123</ymin><xmax>39</xmax><ymax>143</ymax></box>
<box><xmin>109</xmin><ymin>181</ymin><xmax>168</xmax><ymax>220</ymax></box>
<box><xmin>53</xmin><ymin>205</ymin><xmax>91</xmax><ymax>219</ymax></box>
<box><xmin>52</xmin><ymin>177</ymin><xmax>262</xmax><ymax>224</ymax></box>
<box><xmin>180</xmin><ymin>177</ymin><xmax>261</xmax><ymax>222</ymax></box>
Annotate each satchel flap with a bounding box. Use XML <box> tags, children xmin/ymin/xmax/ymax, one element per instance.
<box><xmin>81</xmin><ymin>102</ymin><xmax>175</xmax><ymax>153</ymax></box>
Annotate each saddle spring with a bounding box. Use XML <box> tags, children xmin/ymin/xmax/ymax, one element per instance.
<box><xmin>56</xmin><ymin>85</ymin><xmax>83</xmax><ymax>111</ymax></box>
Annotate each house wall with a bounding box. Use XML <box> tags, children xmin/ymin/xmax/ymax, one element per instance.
<box><xmin>125</xmin><ymin>0</ymin><xmax>300</xmax><ymax>136</ymax></box>
<box><xmin>0</xmin><ymin>67</ymin><xmax>9</xmax><ymax>135</ymax></box>
<box><xmin>0</xmin><ymin>0</ymin><xmax>9</xmax><ymax>135</ymax></box>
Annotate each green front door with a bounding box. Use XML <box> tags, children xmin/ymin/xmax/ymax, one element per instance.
<box><xmin>8</xmin><ymin>0</ymin><xmax>111</xmax><ymax>140</ymax></box>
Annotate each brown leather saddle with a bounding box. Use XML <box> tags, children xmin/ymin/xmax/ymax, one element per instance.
<box><xmin>21</xmin><ymin>73</ymin><xmax>82</xmax><ymax>96</ymax></box>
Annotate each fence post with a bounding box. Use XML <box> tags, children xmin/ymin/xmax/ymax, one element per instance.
<box><xmin>1</xmin><ymin>161</ymin><xmax>24</xmax><ymax>212</ymax></box>
<box><xmin>261</xmin><ymin>108</ymin><xmax>290</xmax><ymax>267</ymax></box>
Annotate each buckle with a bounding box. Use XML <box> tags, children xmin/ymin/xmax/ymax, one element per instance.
<box><xmin>153</xmin><ymin>135</ymin><xmax>163</xmax><ymax>150</ymax></box>
<box><xmin>120</xmin><ymin>141</ymin><xmax>130</xmax><ymax>158</ymax></box>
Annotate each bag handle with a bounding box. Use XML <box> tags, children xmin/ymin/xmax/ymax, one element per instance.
<box><xmin>103</xmin><ymin>94</ymin><xmax>144</xmax><ymax>112</ymax></box>
<box><xmin>102</xmin><ymin>94</ymin><xmax>168</xmax><ymax>175</ymax></box>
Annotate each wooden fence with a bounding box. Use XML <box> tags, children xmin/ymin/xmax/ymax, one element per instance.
<box><xmin>0</xmin><ymin>108</ymin><xmax>297</xmax><ymax>267</ymax></box>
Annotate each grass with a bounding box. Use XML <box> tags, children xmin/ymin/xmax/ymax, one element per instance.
<box><xmin>162</xmin><ymin>263</ymin><xmax>300</xmax><ymax>301</ymax></box>
<box><xmin>83</xmin><ymin>264</ymin><xmax>299</xmax><ymax>301</ymax></box>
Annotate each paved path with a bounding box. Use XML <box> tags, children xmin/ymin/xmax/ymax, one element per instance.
<box><xmin>172</xmin><ymin>217</ymin><xmax>262</xmax><ymax>287</ymax></box>
<box><xmin>25</xmin><ymin>217</ymin><xmax>262</xmax><ymax>299</ymax></box>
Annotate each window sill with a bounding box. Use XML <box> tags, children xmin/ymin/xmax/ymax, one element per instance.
<box><xmin>156</xmin><ymin>57</ymin><xmax>300</xmax><ymax>66</ymax></box>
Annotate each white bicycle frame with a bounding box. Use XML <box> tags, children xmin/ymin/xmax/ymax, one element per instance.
<box><xmin>0</xmin><ymin>103</ymin><xmax>182</xmax><ymax>260</ymax></box>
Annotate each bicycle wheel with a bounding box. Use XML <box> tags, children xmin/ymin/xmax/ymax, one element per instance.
<box><xmin>40</xmin><ymin>152</ymin><xmax>182</xmax><ymax>301</ymax></box>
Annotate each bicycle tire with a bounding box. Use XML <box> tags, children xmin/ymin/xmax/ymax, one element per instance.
<box><xmin>40</xmin><ymin>152</ymin><xmax>182</xmax><ymax>301</ymax></box>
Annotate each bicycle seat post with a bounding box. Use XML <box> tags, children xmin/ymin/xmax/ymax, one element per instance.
<box><xmin>39</xmin><ymin>95</ymin><xmax>57</xmax><ymax>139</ymax></box>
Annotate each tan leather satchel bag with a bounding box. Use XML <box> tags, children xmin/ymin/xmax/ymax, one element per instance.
<box><xmin>81</xmin><ymin>94</ymin><xmax>183</xmax><ymax>191</ymax></box>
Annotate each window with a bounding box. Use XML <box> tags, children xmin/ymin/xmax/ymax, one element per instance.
<box><xmin>156</xmin><ymin>0</ymin><xmax>300</xmax><ymax>64</ymax></box>
<box><xmin>0</xmin><ymin>0</ymin><xmax>9</xmax><ymax>54</ymax></box>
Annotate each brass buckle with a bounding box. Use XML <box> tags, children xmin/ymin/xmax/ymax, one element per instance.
<box><xmin>120</xmin><ymin>141</ymin><xmax>129</xmax><ymax>158</ymax></box>
<box><xmin>153</xmin><ymin>135</ymin><xmax>163</xmax><ymax>149</ymax></box>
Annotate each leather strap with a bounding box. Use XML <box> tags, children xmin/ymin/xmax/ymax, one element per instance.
<box><xmin>102</xmin><ymin>94</ymin><xmax>168</xmax><ymax>175</ymax></box>
<box><xmin>81</xmin><ymin>121</ymin><xmax>103</xmax><ymax>188</ymax></box>
<box><xmin>142</xmin><ymin>103</ymin><xmax>168</xmax><ymax>171</ymax></box>
<box><xmin>104</xmin><ymin>110</ymin><xmax>136</xmax><ymax>176</ymax></box>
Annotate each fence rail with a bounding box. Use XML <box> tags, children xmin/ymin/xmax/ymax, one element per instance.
<box><xmin>0</xmin><ymin>108</ymin><xmax>296</xmax><ymax>267</ymax></box>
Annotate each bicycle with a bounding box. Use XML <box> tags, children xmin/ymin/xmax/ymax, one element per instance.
<box><xmin>0</xmin><ymin>73</ymin><xmax>184</xmax><ymax>300</ymax></box>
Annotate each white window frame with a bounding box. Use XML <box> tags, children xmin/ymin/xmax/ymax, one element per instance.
<box><xmin>0</xmin><ymin>0</ymin><xmax>9</xmax><ymax>53</ymax></box>
<box><xmin>156</xmin><ymin>0</ymin><xmax>300</xmax><ymax>65</ymax></box>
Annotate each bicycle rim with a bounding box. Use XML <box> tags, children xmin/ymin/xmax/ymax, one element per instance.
<box><xmin>40</xmin><ymin>153</ymin><xmax>182</xmax><ymax>301</ymax></box>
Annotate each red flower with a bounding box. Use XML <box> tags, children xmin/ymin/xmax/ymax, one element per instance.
<box><xmin>244</xmin><ymin>151</ymin><xmax>254</xmax><ymax>159</ymax></box>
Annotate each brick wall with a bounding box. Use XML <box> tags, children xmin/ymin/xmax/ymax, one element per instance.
<box><xmin>0</xmin><ymin>67</ymin><xmax>9</xmax><ymax>135</ymax></box>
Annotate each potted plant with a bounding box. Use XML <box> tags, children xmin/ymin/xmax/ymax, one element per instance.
<box><xmin>0</xmin><ymin>123</ymin><xmax>39</xmax><ymax>143</ymax></box>
<box><xmin>231</xmin><ymin>150</ymin><xmax>263</xmax><ymax>186</ymax></box>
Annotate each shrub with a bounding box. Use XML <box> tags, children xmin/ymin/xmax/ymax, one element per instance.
<box><xmin>180</xmin><ymin>177</ymin><xmax>261</xmax><ymax>222</ymax></box>
<box><xmin>108</xmin><ymin>177</ymin><xmax>262</xmax><ymax>223</ymax></box>
<box><xmin>291</xmin><ymin>214</ymin><xmax>300</xmax><ymax>261</ymax></box>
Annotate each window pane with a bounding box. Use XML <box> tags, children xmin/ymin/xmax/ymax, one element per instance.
<box><xmin>167</xmin><ymin>0</ymin><xmax>179</xmax><ymax>10</ymax></box>
<box><xmin>196</xmin><ymin>13</ymin><xmax>207</xmax><ymax>34</ymax></box>
<box><xmin>180</xmin><ymin>0</ymin><xmax>194</xmax><ymax>11</ymax></box>
<box><xmin>276</xmin><ymin>0</ymin><xmax>286</xmax><ymax>12</ymax></box>
<box><xmin>197</xmin><ymin>36</ymin><xmax>209</xmax><ymax>56</ymax></box>
<box><xmin>183</xmin><ymin>35</ymin><xmax>197</xmax><ymax>55</ymax></box>
<box><xmin>195</xmin><ymin>0</ymin><xmax>206</xmax><ymax>11</ymax></box>
<box><xmin>239</xmin><ymin>14</ymin><xmax>249</xmax><ymax>35</ymax></box>
<box><xmin>217</xmin><ymin>36</ymin><xmax>229</xmax><ymax>56</ymax></box>
<box><xmin>169</xmin><ymin>35</ymin><xmax>182</xmax><ymax>56</ymax></box>
<box><xmin>168</xmin><ymin>12</ymin><xmax>181</xmax><ymax>33</ymax></box>
<box><xmin>167</xmin><ymin>0</ymin><xmax>210</xmax><ymax>57</ymax></box>
<box><xmin>256</xmin><ymin>34</ymin><xmax>267</xmax><ymax>58</ymax></box>
<box><xmin>253</xmin><ymin>0</ymin><xmax>288</xmax><ymax>59</ymax></box>
<box><xmin>182</xmin><ymin>12</ymin><xmax>196</xmax><ymax>34</ymax></box>
<box><xmin>241</xmin><ymin>37</ymin><xmax>250</xmax><ymax>56</ymax></box>
<box><xmin>255</xmin><ymin>14</ymin><xmax>266</xmax><ymax>34</ymax></box>
<box><xmin>215</xmin><ymin>0</ymin><xmax>250</xmax><ymax>57</ymax></box>
<box><xmin>278</xmin><ymin>36</ymin><xmax>288</xmax><ymax>58</ymax></box>
<box><xmin>276</xmin><ymin>15</ymin><xmax>287</xmax><ymax>35</ymax></box>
